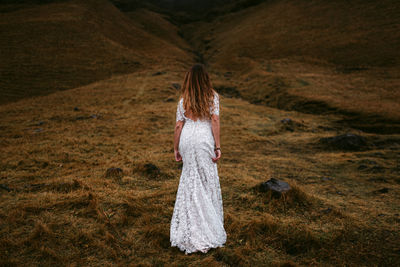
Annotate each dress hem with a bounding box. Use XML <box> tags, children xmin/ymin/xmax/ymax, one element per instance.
<box><xmin>171</xmin><ymin>241</ymin><xmax>226</xmax><ymax>255</ymax></box>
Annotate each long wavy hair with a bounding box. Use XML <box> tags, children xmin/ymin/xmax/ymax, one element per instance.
<box><xmin>180</xmin><ymin>63</ymin><xmax>217</xmax><ymax>121</ymax></box>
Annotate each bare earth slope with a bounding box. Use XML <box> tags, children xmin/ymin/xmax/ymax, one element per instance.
<box><xmin>0</xmin><ymin>0</ymin><xmax>192</xmax><ymax>105</ymax></box>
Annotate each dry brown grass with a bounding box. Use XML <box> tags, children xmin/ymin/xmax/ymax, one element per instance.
<box><xmin>1</xmin><ymin>67</ymin><xmax>399</xmax><ymax>266</ymax></box>
<box><xmin>1</xmin><ymin>0</ymin><xmax>400</xmax><ymax>266</ymax></box>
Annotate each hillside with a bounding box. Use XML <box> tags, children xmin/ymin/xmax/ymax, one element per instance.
<box><xmin>181</xmin><ymin>0</ymin><xmax>400</xmax><ymax>133</ymax></box>
<box><xmin>0</xmin><ymin>0</ymin><xmax>192</xmax><ymax>105</ymax></box>
<box><xmin>0</xmin><ymin>0</ymin><xmax>400</xmax><ymax>266</ymax></box>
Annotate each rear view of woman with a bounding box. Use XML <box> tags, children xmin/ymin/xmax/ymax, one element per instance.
<box><xmin>170</xmin><ymin>63</ymin><xmax>227</xmax><ymax>254</ymax></box>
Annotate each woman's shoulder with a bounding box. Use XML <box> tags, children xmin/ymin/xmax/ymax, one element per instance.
<box><xmin>212</xmin><ymin>89</ymin><xmax>219</xmax><ymax>101</ymax></box>
<box><xmin>178</xmin><ymin>96</ymin><xmax>184</xmax><ymax>109</ymax></box>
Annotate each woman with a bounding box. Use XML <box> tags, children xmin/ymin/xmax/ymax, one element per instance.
<box><xmin>170</xmin><ymin>63</ymin><xmax>227</xmax><ymax>254</ymax></box>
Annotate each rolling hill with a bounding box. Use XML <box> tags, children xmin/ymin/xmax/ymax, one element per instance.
<box><xmin>180</xmin><ymin>0</ymin><xmax>400</xmax><ymax>133</ymax></box>
<box><xmin>0</xmin><ymin>0</ymin><xmax>192</xmax><ymax>105</ymax></box>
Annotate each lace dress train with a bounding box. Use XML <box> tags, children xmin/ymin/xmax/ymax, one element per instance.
<box><xmin>170</xmin><ymin>92</ymin><xmax>227</xmax><ymax>254</ymax></box>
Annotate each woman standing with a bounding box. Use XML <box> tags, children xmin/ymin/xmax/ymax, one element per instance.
<box><xmin>170</xmin><ymin>63</ymin><xmax>227</xmax><ymax>254</ymax></box>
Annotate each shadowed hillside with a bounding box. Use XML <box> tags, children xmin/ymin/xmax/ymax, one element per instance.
<box><xmin>180</xmin><ymin>0</ymin><xmax>400</xmax><ymax>133</ymax></box>
<box><xmin>0</xmin><ymin>0</ymin><xmax>192</xmax><ymax>105</ymax></box>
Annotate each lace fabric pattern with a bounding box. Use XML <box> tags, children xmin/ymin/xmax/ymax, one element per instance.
<box><xmin>170</xmin><ymin>92</ymin><xmax>227</xmax><ymax>254</ymax></box>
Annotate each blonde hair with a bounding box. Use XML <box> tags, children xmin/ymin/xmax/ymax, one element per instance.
<box><xmin>180</xmin><ymin>63</ymin><xmax>217</xmax><ymax>121</ymax></box>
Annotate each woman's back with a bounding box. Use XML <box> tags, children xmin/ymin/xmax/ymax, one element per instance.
<box><xmin>176</xmin><ymin>91</ymin><xmax>219</xmax><ymax>123</ymax></box>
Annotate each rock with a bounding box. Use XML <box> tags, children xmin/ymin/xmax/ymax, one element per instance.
<box><xmin>171</xmin><ymin>83</ymin><xmax>181</xmax><ymax>90</ymax></box>
<box><xmin>75</xmin><ymin>114</ymin><xmax>98</xmax><ymax>121</ymax></box>
<box><xmin>319</xmin><ymin>133</ymin><xmax>368</xmax><ymax>151</ymax></box>
<box><xmin>372</xmin><ymin>187</ymin><xmax>389</xmax><ymax>194</ymax></box>
<box><xmin>256</xmin><ymin>178</ymin><xmax>291</xmax><ymax>197</ymax></box>
<box><xmin>164</xmin><ymin>97</ymin><xmax>175</xmax><ymax>102</ymax></box>
<box><xmin>75</xmin><ymin>116</ymin><xmax>87</xmax><ymax>120</ymax></box>
<box><xmin>358</xmin><ymin>164</ymin><xmax>368</xmax><ymax>170</ymax></box>
<box><xmin>214</xmin><ymin>85</ymin><xmax>241</xmax><ymax>98</ymax></box>
<box><xmin>36</xmin><ymin>121</ymin><xmax>45</xmax><ymax>126</ymax></box>
<box><xmin>224</xmin><ymin>71</ymin><xmax>232</xmax><ymax>77</ymax></box>
<box><xmin>279</xmin><ymin>118</ymin><xmax>305</xmax><ymax>132</ymax></box>
<box><xmin>321</xmin><ymin>177</ymin><xmax>333</xmax><ymax>181</ymax></box>
<box><xmin>0</xmin><ymin>184</ymin><xmax>11</xmax><ymax>192</ymax></box>
<box><xmin>143</xmin><ymin>163</ymin><xmax>161</xmax><ymax>178</ymax></box>
<box><xmin>33</xmin><ymin>128</ymin><xmax>43</xmax><ymax>133</ymax></box>
<box><xmin>321</xmin><ymin>207</ymin><xmax>332</xmax><ymax>214</ymax></box>
<box><xmin>74</xmin><ymin>107</ymin><xmax>79</xmax><ymax>111</ymax></box>
<box><xmin>133</xmin><ymin>162</ymin><xmax>171</xmax><ymax>180</ymax></box>
<box><xmin>106</xmin><ymin>167</ymin><xmax>123</xmax><ymax>178</ymax></box>
<box><xmin>152</xmin><ymin>71</ymin><xmax>166</xmax><ymax>76</ymax></box>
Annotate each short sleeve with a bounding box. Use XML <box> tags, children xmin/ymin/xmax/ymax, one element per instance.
<box><xmin>210</xmin><ymin>92</ymin><xmax>219</xmax><ymax>116</ymax></box>
<box><xmin>176</xmin><ymin>98</ymin><xmax>185</xmax><ymax>122</ymax></box>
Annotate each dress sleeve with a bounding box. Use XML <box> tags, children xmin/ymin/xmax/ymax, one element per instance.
<box><xmin>210</xmin><ymin>92</ymin><xmax>220</xmax><ymax>116</ymax></box>
<box><xmin>176</xmin><ymin>98</ymin><xmax>185</xmax><ymax>122</ymax></box>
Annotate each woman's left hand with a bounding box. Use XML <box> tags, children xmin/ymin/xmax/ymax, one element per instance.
<box><xmin>174</xmin><ymin>149</ymin><xmax>182</xmax><ymax>162</ymax></box>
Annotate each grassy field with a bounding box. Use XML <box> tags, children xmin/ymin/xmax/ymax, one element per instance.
<box><xmin>1</xmin><ymin>68</ymin><xmax>399</xmax><ymax>266</ymax></box>
<box><xmin>0</xmin><ymin>0</ymin><xmax>399</xmax><ymax>266</ymax></box>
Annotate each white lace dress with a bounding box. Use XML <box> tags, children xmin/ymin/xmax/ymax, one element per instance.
<box><xmin>170</xmin><ymin>92</ymin><xmax>227</xmax><ymax>254</ymax></box>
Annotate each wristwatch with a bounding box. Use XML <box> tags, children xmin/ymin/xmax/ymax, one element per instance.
<box><xmin>214</xmin><ymin>147</ymin><xmax>221</xmax><ymax>151</ymax></box>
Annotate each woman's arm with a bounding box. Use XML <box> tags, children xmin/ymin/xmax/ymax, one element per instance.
<box><xmin>211</xmin><ymin>114</ymin><xmax>220</xmax><ymax>148</ymax></box>
<box><xmin>211</xmin><ymin>114</ymin><xmax>221</xmax><ymax>162</ymax></box>
<box><xmin>174</xmin><ymin>120</ymin><xmax>184</xmax><ymax>161</ymax></box>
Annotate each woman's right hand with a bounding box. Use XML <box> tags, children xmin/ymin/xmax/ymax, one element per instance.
<box><xmin>174</xmin><ymin>149</ymin><xmax>182</xmax><ymax>162</ymax></box>
<box><xmin>212</xmin><ymin>149</ymin><xmax>221</xmax><ymax>163</ymax></box>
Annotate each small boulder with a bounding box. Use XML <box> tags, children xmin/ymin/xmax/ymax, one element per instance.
<box><xmin>319</xmin><ymin>133</ymin><xmax>368</xmax><ymax>151</ymax></box>
<box><xmin>143</xmin><ymin>163</ymin><xmax>161</xmax><ymax>178</ymax></box>
<box><xmin>214</xmin><ymin>85</ymin><xmax>241</xmax><ymax>98</ymax></box>
<box><xmin>224</xmin><ymin>71</ymin><xmax>232</xmax><ymax>77</ymax></box>
<box><xmin>0</xmin><ymin>184</ymin><xmax>11</xmax><ymax>192</ymax></box>
<box><xmin>321</xmin><ymin>207</ymin><xmax>332</xmax><ymax>214</ymax></box>
<box><xmin>171</xmin><ymin>83</ymin><xmax>181</xmax><ymax>90</ymax></box>
<box><xmin>372</xmin><ymin>187</ymin><xmax>389</xmax><ymax>194</ymax></box>
<box><xmin>152</xmin><ymin>71</ymin><xmax>166</xmax><ymax>76</ymax></box>
<box><xmin>256</xmin><ymin>178</ymin><xmax>291</xmax><ymax>197</ymax></box>
<box><xmin>279</xmin><ymin>118</ymin><xmax>305</xmax><ymax>132</ymax></box>
<box><xmin>164</xmin><ymin>97</ymin><xmax>175</xmax><ymax>102</ymax></box>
